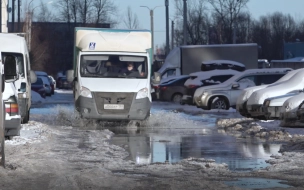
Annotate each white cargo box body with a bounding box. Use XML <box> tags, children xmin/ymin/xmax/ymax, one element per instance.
<box><xmin>75</xmin><ymin>29</ymin><xmax>151</xmax><ymax>53</ymax></box>
<box><xmin>73</xmin><ymin>28</ymin><xmax>152</xmax><ymax>121</ymax></box>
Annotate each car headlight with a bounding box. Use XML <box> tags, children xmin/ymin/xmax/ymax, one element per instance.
<box><xmin>80</xmin><ymin>86</ymin><xmax>92</xmax><ymax>98</ymax></box>
<box><xmin>263</xmin><ymin>100</ymin><xmax>270</xmax><ymax>107</ymax></box>
<box><xmin>200</xmin><ymin>91</ymin><xmax>208</xmax><ymax>97</ymax></box>
<box><xmin>285</xmin><ymin>105</ymin><xmax>291</xmax><ymax>111</ymax></box>
<box><xmin>136</xmin><ymin>88</ymin><xmax>148</xmax><ymax>99</ymax></box>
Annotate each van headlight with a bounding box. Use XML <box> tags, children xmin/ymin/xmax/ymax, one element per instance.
<box><xmin>136</xmin><ymin>88</ymin><xmax>148</xmax><ymax>99</ymax></box>
<box><xmin>263</xmin><ymin>100</ymin><xmax>270</xmax><ymax>107</ymax></box>
<box><xmin>80</xmin><ymin>86</ymin><xmax>92</xmax><ymax>98</ymax></box>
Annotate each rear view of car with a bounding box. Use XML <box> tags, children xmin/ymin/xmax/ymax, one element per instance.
<box><xmin>4</xmin><ymin>82</ymin><xmax>21</xmax><ymax>139</ymax></box>
<box><xmin>35</xmin><ymin>71</ymin><xmax>52</xmax><ymax>96</ymax></box>
<box><xmin>31</xmin><ymin>77</ymin><xmax>46</xmax><ymax>98</ymax></box>
<box><xmin>58</xmin><ymin>77</ymin><xmax>72</xmax><ymax>89</ymax></box>
<box><xmin>181</xmin><ymin>70</ymin><xmax>240</xmax><ymax>105</ymax></box>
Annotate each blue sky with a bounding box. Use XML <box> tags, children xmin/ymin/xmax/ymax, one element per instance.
<box><xmin>29</xmin><ymin>0</ymin><xmax>304</xmax><ymax>48</ymax></box>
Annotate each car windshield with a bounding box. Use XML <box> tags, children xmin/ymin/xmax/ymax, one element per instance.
<box><xmin>80</xmin><ymin>55</ymin><xmax>148</xmax><ymax>79</ymax></box>
<box><xmin>2</xmin><ymin>52</ymin><xmax>24</xmax><ymax>77</ymax></box>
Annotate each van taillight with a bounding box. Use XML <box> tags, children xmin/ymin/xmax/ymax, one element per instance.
<box><xmin>5</xmin><ymin>103</ymin><xmax>19</xmax><ymax>116</ymax></box>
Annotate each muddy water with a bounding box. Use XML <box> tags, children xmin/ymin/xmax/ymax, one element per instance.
<box><xmin>109</xmin><ymin>110</ymin><xmax>283</xmax><ymax>172</ymax></box>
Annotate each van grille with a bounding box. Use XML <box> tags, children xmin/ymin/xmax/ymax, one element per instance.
<box><xmin>92</xmin><ymin>92</ymin><xmax>135</xmax><ymax>114</ymax></box>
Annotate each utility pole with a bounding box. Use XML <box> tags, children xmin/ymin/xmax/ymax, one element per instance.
<box><xmin>17</xmin><ymin>0</ymin><xmax>20</xmax><ymax>32</ymax></box>
<box><xmin>171</xmin><ymin>20</ymin><xmax>174</xmax><ymax>49</ymax></box>
<box><xmin>12</xmin><ymin>0</ymin><xmax>15</xmax><ymax>32</ymax></box>
<box><xmin>140</xmin><ymin>5</ymin><xmax>162</xmax><ymax>61</ymax></box>
<box><xmin>165</xmin><ymin>0</ymin><xmax>169</xmax><ymax>55</ymax></box>
<box><xmin>183</xmin><ymin>0</ymin><xmax>188</xmax><ymax>45</ymax></box>
<box><xmin>0</xmin><ymin>0</ymin><xmax>2</xmax><ymax>33</ymax></box>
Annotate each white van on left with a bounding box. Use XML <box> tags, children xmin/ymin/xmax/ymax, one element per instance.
<box><xmin>0</xmin><ymin>52</ymin><xmax>19</xmax><ymax>167</ymax></box>
<box><xmin>0</xmin><ymin>33</ymin><xmax>37</xmax><ymax>124</ymax></box>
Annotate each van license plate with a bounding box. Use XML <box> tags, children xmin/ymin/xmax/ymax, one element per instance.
<box><xmin>104</xmin><ymin>104</ymin><xmax>124</xmax><ymax>110</ymax></box>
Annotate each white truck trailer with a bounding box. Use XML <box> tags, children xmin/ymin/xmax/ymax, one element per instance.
<box><xmin>67</xmin><ymin>28</ymin><xmax>152</xmax><ymax>124</ymax></box>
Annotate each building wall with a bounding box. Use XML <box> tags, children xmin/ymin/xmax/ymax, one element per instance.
<box><xmin>8</xmin><ymin>22</ymin><xmax>110</xmax><ymax>77</ymax></box>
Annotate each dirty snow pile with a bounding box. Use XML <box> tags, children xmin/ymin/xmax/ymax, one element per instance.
<box><xmin>216</xmin><ymin>118</ymin><xmax>294</xmax><ymax>141</ymax></box>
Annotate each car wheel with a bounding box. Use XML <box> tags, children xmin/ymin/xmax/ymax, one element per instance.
<box><xmin>172</xmin><ymin>93</ymin><xmax>182</xmax><ymax>104</ymax></box>
<box><xmin>211</xmin><ymin>97</ymin><xmax>229</xmax><ymax>110</ymax></box>
<box><xmin>22</xmin><ymin>109</ymin><xmax>30</xmax><ymax>124</ymax></box>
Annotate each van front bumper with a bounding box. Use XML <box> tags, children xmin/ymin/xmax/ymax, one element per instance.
<box><xmin>76</xmin><ymin>94</ymin><xmax>151</xmax><ymax>121</ymax></box>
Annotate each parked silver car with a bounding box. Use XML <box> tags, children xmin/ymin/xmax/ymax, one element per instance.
<box><xmin>193</xmin><ymin>68</ymin><xmax>291</xmax><ymax>110</ymax></box>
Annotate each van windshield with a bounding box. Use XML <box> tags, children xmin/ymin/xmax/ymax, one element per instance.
<box><xmin>79</xmin><ymin>55</ymin><xmax>148</xmax><ymax>79</ymax></box>
<box><xmin>2</xmin><ymin>52</ymin><xmax>24</xmax><ymax>77</ymax></box>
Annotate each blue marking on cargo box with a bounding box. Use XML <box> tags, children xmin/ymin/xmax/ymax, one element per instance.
<box><xmin>89</xmin><ymin>42</ymin><xmax>96</xmax><ymax>50</ymax></box>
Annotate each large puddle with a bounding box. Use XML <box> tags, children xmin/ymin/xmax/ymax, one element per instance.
<box><xmin>110</xmin><ymin>129</ymin><xmax>281</xmax><ymax>171</ymax></box>
<box><xmin>110</xmin><ymin>106</ymin><xmax>282</xmax><ymax>171</ymax></box>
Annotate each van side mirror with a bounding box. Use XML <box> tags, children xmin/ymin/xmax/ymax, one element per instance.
<box><xmin>66</xmin><ymin>70</ymin><xmax>75</xmax><ymax>82</ymax></box>
<box><xmin>4</xmin><ymin>54</ymin><xmax>18</xmax><ymax>82</ymax></box>
<box><xmin>232</xmin><ymin>83</ymin><xmax>240</xmax><ymax>89</ymax></box>
<box><xmin>30</xmin><ymin>70</ymin><xmax>37</xmax><ymax>83</ymax></box>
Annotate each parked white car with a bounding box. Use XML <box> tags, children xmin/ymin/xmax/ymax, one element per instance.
<box><xmin>193</xmin><ymin>68</ymin><xmax>291</xmax><ymax>110</ymax></box>
<box><xmin>246</xmin><ymin>68</ymin><xmax>304</xmax><ymax>119</ymax></box>
<box><xmin>4</xmin><ymin>82</ymin><xmax>21</xmax><ymax>139</ymax></box>
<box><xmin>279</xmin><ymin>93</ymin><xmax>304</xmax><ymax>125</ymax></box>
<box><xmin>236</xmin><ymin>69</ymin><xmax>297</xmax><ymax>118</ymax></box>
<box><xmin>181</xmin><ymin>70</ymin><xmax>240</xmax><ymax>105</ymax></box>
<box><xmin>262</xmin><ymin>93</ymin><xmax>298</xmax><ymax>120</ymax></box>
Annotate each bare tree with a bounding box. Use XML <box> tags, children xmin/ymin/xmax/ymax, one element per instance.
<box><xmin>93</xmin><ymin>0</ymin><xmax>117</xmax><ymax>25</ymax></box>
<box><xmin>207</xmin><ymin>0</ymin><xmax>249</xmax><ymax>43</ymax></box>
<box><xmin>173</xmin><ymin>0</ymin><xmax>210</xmax><ymax>45</ymax></box>
<box><xmin>53</xmin><ymin>0</ymin><xmax>71</xmax><ymax>22</ymax></box>
<box><xmin>123</xmin><ymin>6</ymin><xmax>139</xmax><ymax>29</ymax></box>
<box><xmin>36</xmin><ymin>0</ymin><xmax>55</xmax><ymax>22</ymax></box>
<box><xmin>54</xmin><ymin>0</ymin><xmax>117</xmax><ymax>25</ymax></box>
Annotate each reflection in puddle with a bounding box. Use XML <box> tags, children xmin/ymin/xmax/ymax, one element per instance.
<box><xmin>224</xmin><ymin>178</ymin><xmax>292</xmax><ymax>189</ymax></box>
<box><xmin>109</xmin><ymin>108</ymin><xmax>283</xmax><ymax>171</ymax></box>
<box><xmin>110</xmin><ymin>132</ymin><xmax>281</xmax><ymax>171</ymax></box>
